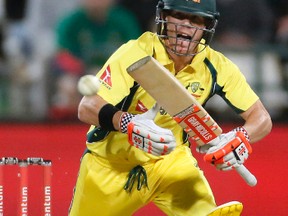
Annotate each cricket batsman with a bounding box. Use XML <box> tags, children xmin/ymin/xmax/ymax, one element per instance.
<box><xmin>69</xmin><ymin>0</ymin><xmax>272</xmax><ymax>215</ymax></box>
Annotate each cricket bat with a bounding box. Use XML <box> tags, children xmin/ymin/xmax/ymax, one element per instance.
<box><xmin>127</xmin><ymin>56</ymin><xmax>257</xmax><ymax>187</ymax></box>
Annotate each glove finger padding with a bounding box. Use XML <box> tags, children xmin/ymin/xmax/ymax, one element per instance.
<box><xmin>141</xmin><ymin>141</ymin><xmax>172</xmax><ymax>156</ymax></box>
<box><xmin>204</xmin><ymin>131</ymin><xmax>252</xmax><ymax>170</ymax></box>
<box><xmin>204</xmin><ymin>132</ymin><xmax>252</xmax><ymax>162</ymax></box>
<box><xmin>214</xmin><ymin>152</ymin><xmax>239</xmax><ymax>171</ymax></box>
<box><xmin>216</xmin><ymin>141</ymin><xmax>251</xmax><ymax>171</ymax></box>
<box><xmin>132</xmin><ymin>120</ymin><xmax>175</xmax><ymax>142</ymax></box>
<box><xmin>196</xmin><ymin>143</ymin><xmax>213</xmax><ymax>154</ymax></box>
<box><xmin>127</xmin><ymin>119</ymin><xmax>176</xmax><ymax>156</ymax></box>
<box><xmin>195</xmin><ymin>132</ymin><xmax>234</xmax><ymax>154</ymax></box>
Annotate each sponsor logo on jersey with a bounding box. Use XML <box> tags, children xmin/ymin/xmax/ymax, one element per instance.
<box><xmin>135</xmin><ymin>100</ymin><xmax>148</xmax><ymax>113</ymax></box>
<box><xmin>100</xmin><ymin>65</ymin><xmax>112</xmax><ymax>88</ymax></box>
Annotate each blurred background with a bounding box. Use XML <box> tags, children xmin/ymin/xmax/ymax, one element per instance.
<box><xmin>0</xmin><ymin>0</ymin><xmax>287</xmax><ymax>215</ymax></box>
<box><xmin>0</xmin><ymin>0</ymin><xmax>287</xmax><ymax>122</ymax></box>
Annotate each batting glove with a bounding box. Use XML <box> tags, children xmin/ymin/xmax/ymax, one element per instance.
<box><xmin>203</xmin><ymin>127</ymin><xmax>252</xmax><ymax>171</ymax></box>
<box><xmin>120</xmin><ymin>104</ymin><xmax>176</xmax><ymax>156</ymax></box>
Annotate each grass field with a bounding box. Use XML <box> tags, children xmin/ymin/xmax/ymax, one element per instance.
<box><xmin>0</xmin><ymin>123</ymin><xmax>287</xmax><ymax>215</ymax></box>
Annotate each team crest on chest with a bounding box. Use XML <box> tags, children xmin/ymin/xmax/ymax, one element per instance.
<box><xmin>186</xmin><ymin>82</ymin><xmax>204</xmax><ymax>98</ymax></box>
<box><xmin>191</xmin><ymin>82</ymin><xmax>200</xmax><ymax>93</ymax></box>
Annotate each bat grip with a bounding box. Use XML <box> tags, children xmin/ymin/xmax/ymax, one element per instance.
<box><xmin>236</xmin><ymin>165</ymin><xmax>257</xmax><ymax>187</ymax></box>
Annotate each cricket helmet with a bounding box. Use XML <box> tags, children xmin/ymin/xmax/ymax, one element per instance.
<box><xmin>156</xmin><ymin>0</ymin><xmax>220</xmax><ymax>56</ymax></box>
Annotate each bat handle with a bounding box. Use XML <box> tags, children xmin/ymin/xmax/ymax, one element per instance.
<box><xmin>235</xmin><ymin>165</ymin><xmax>257</xmax><ymax>187</ymax></box>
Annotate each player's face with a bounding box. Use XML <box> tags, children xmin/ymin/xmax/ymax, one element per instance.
<box><xmin>164</xmin><ymin>11</ymin><xmax>206</xmax><ymax>55</ymax></box>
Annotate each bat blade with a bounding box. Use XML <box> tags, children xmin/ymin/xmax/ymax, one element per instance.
<box><xmin>127</xmin><ymin>55</ymin><xmax>257</xmax><ymax>187</ymax></box>
<box><xmin>127</xmin><ymin>55</ymin><xmax>222</xmax><ymax>146</ymax></box>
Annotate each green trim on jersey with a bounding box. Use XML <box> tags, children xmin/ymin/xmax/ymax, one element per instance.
<box><xmin>203</xmin><ymin>58</ymin><xmax>247</xmax><ymax>114</ymax></box>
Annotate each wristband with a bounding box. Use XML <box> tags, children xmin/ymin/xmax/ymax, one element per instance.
<box><xmin>119</xmin><ymin>112</ymin><xmax>135</xmax><ymax>133</ymax></box>
<box><xmin>233</xmin><ymin>126</ymin><xmax>250</xmax><ymax>142</ymax></box>
<box><xmin>98</xmin><ymin>104</ymin><xmax>119</xmax><ymax>131</ymax></box>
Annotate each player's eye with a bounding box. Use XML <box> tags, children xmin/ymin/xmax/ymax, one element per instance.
<box><xmin>168</xmin><ymin>11</ymin><xmax>205</xmax><ymax>25</ymax></box>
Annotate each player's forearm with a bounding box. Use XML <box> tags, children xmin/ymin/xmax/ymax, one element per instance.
<box><xmin>241</xmin><ymin>100</ymin><xmax>272</xmax><ymax>143</ymax></box>
<box><xmin>78</xmin><ymin>95</ymin><xmax>107</xmax><ymax>126</ymax></box>
<box><xmin>78</xmin><ymin>95</ymin><xmax>123</xmax><ymax>131</ymax></box>
<box><xmin>243</xmin><ymin>113</ymin><xmax>272</xmax><ymax>143</ymax></box>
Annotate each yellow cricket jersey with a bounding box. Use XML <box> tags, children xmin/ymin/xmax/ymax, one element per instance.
<box><xmin>86</xmin><ymin>32</ymin><xmax>259</xmax><ymax>165</ymax></box>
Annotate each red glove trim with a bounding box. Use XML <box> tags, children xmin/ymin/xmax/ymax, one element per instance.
<box><xmin>127</xmin><ymin>122</ymin><xmax>136</xmax><ymax>146</ymax></box>
<box><xmin>204</xmin><ymin>132</ymin><xmax>252</xmax><ymax>163</ymax></box>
